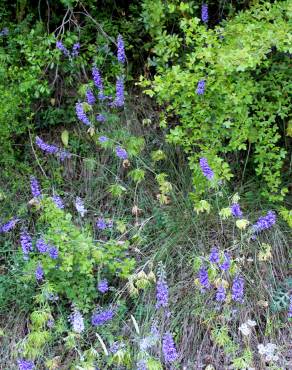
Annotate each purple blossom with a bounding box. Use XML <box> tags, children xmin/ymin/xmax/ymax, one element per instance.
<box><xmin>219</xmin><ymin>252</ymin><xmax>231</xmax><ymax>272</ymax></box>
<box><xmin>70</xmin><ymin>310</ymin><xmax>84</xmax><ymax>333</ymax></box>
<box><xmin>0</xmin><ymin>27</ymin><xmax>9</xmax><ymax>36</ymax></box>
<box><xmin>49</xmin><ymin>246</ymin><xmax>58</xmax><ymax>259</ymax></box>
<box><xmin>30</xmin><ymin>176</ymin><xmax>42</xmax><ymax>198</ymax></box>
<box><xmin>35</xmin><ymin>136</ymin><xmax>59</xmax><ymax>155</ymax></box>
<box><xmin>115</xmin><ymin>146</ymin><xmax>128</xmax><ymax>160</ymax></box>
<box><xmin>56</xmin><ymin>40</ymin><xmax>70</xmax><ymax>57</ymax></box>
<box><xmin>288</xmin><ymin>295</ymin><xmax>292</xmax><ymax>319</ymax></box>
<box><xmin>209</xmin><ymin>247</ymin><xmax>220</xmax><ymax>263</ymax></box>
<box><xmin>136</xmin><ymin>359</ymin><xmax>148</xmax><ymax>370</ymax></box>
<box><xmin>117</xmin><ymin>34</ymin><xmax>126</xmax><ymax>64</ymax></box>
<box><xmin>17</xmin><ymin>359</ymin><xmax>35</xmax><ymax>370</ymax></box>
<box><xmin>96</xmin><ymin>217</ymin><xmax>107</xmax><ymax>230</ymax></box>
<box><xmin>113</xmin><ymin>76</ymin><xmax>124</xmax><ymax>107</ymax></box>
<box><xmin>231</xmin><ymin>203</ymin><xmax>243</xmax><ymax>218</ymax></box>
<box><xmin>36</xmin><ymin>239</ymin><xmax>48</xmax><ymax>253</ymax></box>
<box><xmin>109</xmin><ymin>341</ymin><xmax>122</xmax><ymax>354</ymax></box>
<box><xmin>253</xmin><ymin>211</ymin><xmax>276</xmax><ymax>233</ymax></box>
<box><xmin>91</xmin><ymin>308</ymin><xmax>114</xmax><ymax>326</ymax></box>
<box><xmin>201</xmin><ymin>4</ymin><xmax>209</xmax><ymax>23</ymax></box>
<box><xmin>57</xmin><ymin>149</ymin><xmax>71</xmax><ymax>161</ymax></box>
<box><xmin>75</xmin><ymin>102</ymin><xmax>91</xmax><ymax>126</ymax></box>
<box><xmin>92</xmin><ymin>67</ymin><xmax>104</xmax><ymax>98</ymax></box>
<box><xmin>98</xmin><ymin>279</ymin><xmax>109</xmax><ymax>293</ymax></box>
<box><xmin>198</xmin><ymin>267</ymin><xmax>210</xmax><ymax>290</ymax></box>
<box><xmin>231</xmin><ymin>275</ymin><xmax>244</xmax><ymax>303</ymax></box>
<box><xmin>0</xmin><ymin>218</ymin><xmax>19</xmax><ymax>233</ymax></box>
<box><xmin>35</xmin><ymin>264</ymin><xmax>44</xmax><ymax>281</ymax></box>
<box><xmin>199</xmin><ymin>157</ymin><xmax>214</xmax><ymax>180</ymax></box>
<box><xmin>71</xmin><ymin>42</ymin><xmax>80</xmax><ymax>57</ymax></box>
<box><xmin>86</xmin><ymin>88</ymin><xmax>96</xmax><ymax>105</ymax></box>
<box><xmin>75</xmin><ymin>197</ymin><xmax>87</xmax><ymax>217</ymax></box>
<box><xmin>196</xmin><ymin>79</ymin><xmax>206</xmax><ymax>95</ymax></box>
<box><xmin>52</xmin><ymin>195</ymin><xmax>64</xmax><ymax>209</ymax></box>
<box><xmin>162</xmin><ymin>332</ymin><xmax>178</xmax><ymax>363</ymax></box>
<box><xmin>96</xmin><ymin>114</ymin><xmax>106</xmax><ymax>122</ymax></box>
<box><xmin>98</xmin><ymin>136</ymin><xmax>108</xmax><ymax>143</ymax></box>
<box><xmin>20</xmin><ymin>231</ymin><xmax>33</xmax><ymax>260</ymax></box>
<box><xmin>216</xmin><ymin>286</ymin><xmax>226</xmax><ymax>302</ymax></box>
<box><xmin>47</xmin><ymin>319</ymin><xmax>55</xmax><ymax>328</ymax></box>
<box><xmin>156</xmin><ymin>267</ymin><xmax>169</xmax><ymax>309</ymax></box>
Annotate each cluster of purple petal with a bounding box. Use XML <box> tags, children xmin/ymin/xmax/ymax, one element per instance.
<box><xmin>56</xmin><ymin>41</ymin><xmax>80</xmax><ymax>58</ymax></box>
<box><xmin>196</xmin><ymin>79</ymin><xmax>206</xmax><ymax>95</ymax></box>
<box><xmin>91</xmin><ymin>308</ymin><xmax>114</xmax><ymax>326</ymax></box>
<box><xmin>231</xmin><ymin>203</ymin><xmax>243</xmax><ymax>218</ymax></box>
<box><xmin>199</xmin><ymin>157</ymin><xmax>214</xmax><ymax>180</ymax></box>
<box><xmin>117</xmin><ymin>34</ymin><xmax>126</xmax><ymax>64</ymax></box>
<box><xmin>216</xmin><ymin>286</ymin><xmax>226</xmax><ymax>302</ymax></box>
<box><xmin>35</xmin><ymin>136</ymin><xmax>58</xmax><ymax>154</ymax></box>
<box><xmin>20</xmin><ymin>231</ymin><xmax>33</xmax><ymax>260</ymax></box>
<box><xmin>209</xmin><ymin>247</ymin><xmax>220</xmax><ymax>263</ymax></box>
<box><xmin>288</xmin><ymin>295</ymin><xmax>292</xmax><ymax>319</ymax></box>
<box><xmin>70</xmin><ymin>309</ymin><xmax>85</xmax><ymax>333</ymax></box>
<box><xmin>136</xmin><ymin>359</ymin><xmax>148</xmax><ymax>370</ymax></box>
<box><xmin>49</xmin><ymin>246</ymin><xmax>58</xmax><ymax>259</ymax></box>
<box><xmin>92</xmin><ymin>67</ymin><xmax>104</xmax><ymax>98</ymax></box>
<box><xmin>198</xmin><ymin>267</ymin><xmax>210</xmax><ymax>290</ymax></box>
<box><xmin>98</xmin><ymin>279</ymin><xmax>109</xmax><ymax>293</ymax></box>
<box><xmin>76</xmin><ymin>102</ymin><xmax>91</xmax><ymax>126</ymax></box>
<box><xmin>115</xmin><ymin>146</ymin><xmax>128</xmax><ymax>160</ymax></box>
<box><xmin>96</xmin><ymin>217</ymin><xmax>112</xmax><ymax>230</ymax></box>
<box><xmin>219</xmin><ymin>252</ymin><xmax>231</xmax><ymax>272</ymax></box>
<box><xmin>156</xmin><ymin>273</ymin><xmax>169</xmax><ymax>309</ymax></box>
<box><xmin>98</xmin><ymin>136</ymin><xmax>108</xmax><ymax>143</ymax></box>
<box><xmin>96</xmin><ymin>114</ymin><xmax>106</xmax><ymax>122</ymax></box>
<box><xmin>36</xmin><ymin>238</ymin><xmax>49</xmax><ymax>253</ymax></box>
<box><xmin>71</xmin><ymin>42</ymin><xmax>80</xmax><ymax>57</ymax></box>
<box><xmin>253</xmin><ymin>211</ymin><xmax>276</xmax><ymax>233</ymax></box>
<box><xmin>0</xmin><ymin>28</ymin><xmax>9</xmax><ymax>36</ymax></box>
<box><xmin>75</xmin><ymin>196</ymin><xmax>87</xmax><ymax>217</ymax></box>
<box><xmin>0</xmin><ymin>218</ymin><xmax>19</xmax><ymax>233</ymax></box>
<box><xmin>35</xmin><ymin>263</ymin><xmax>44</xmax><ymax>281</ymax></box>
<box><xmin>52</xmin><ymin>195</ymin><xmax>64</xmax><ymax>209</ymax></box>
<box><xmin>201</xmin><ymin>4</ymin><xmax>209</xmax><ymax>23</ymax></box>
<box><xmin>17</xmin><ymin>359</ymin><xmax>35</xmax><ymax>370</ymax></box>
<box><xmin>231</xmin><ymin>275</ymin><xmax>244</xmax><ymax>303</ymax></box>
<box><xmin>30</xmin><ymin>176</ymin><xmax>42</xmax><ymax>198</ymax></box>
<box><xmin>162</xmin><ymin>332</ymin><xmax>178</xmax><ymax>363</ymax></box>
<box><xmin>86</xmin><ymin>89</ymin><xmax>96</xmax><ymax>105</ymax></box>
<box><xmin>113</xmin><ymin>76</ymin><xmax>124</xmax><ymax>107</ymax></box>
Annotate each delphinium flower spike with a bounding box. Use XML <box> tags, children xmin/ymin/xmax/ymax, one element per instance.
<box><xmin>219</xmin><ymin>251</ymin><xmax>231</xmax><ymax>272</ymax></box>
<box><xmin>117</xmin><ymin>34</ymin><xmax>126</xmax><ymax>64</ymax></box>
<box><xmin>98</xmin><ymin>279</ymin><xmax>109</xmax><ymax>293</ymax></box>
<box><xmin>49</xmin><ymin>246</ymin><xmax>58</xmax><ymax>259</ymax></box>
<box><xmin>56</xmin><ymin>40</ymin><xmax>70</xmax><ymax>57</ymax></box>
<box><xmin>36</xmin><ymin>238</ymin><xmax>48</xmax><ymax>253</ymax></box>
<box><xmin>115</xmin><ymin>146</ymin><xmax>128</xmax><ymax>160</ymax></box>
<box><xmin>86</xmin><ymin>88</ymin><xmax>96</xmax><ymax>105</ymax></box>
<box><xmin>216</xmin><ymin>285</ymin><xmax>226</xmax><ymax>302</ymax></box>
<box><xmin>96</xmin><ymin>217</ymin><xmax>107</xmax><ymax>230</ymax></box>
<box><xmin>35</xmin><ymin>136</ymin><xmax>59</xmax><ymax>154</ymax></box>
<box><xmin>136</xmin><ymin>359</ymin><xmax>148</xmax><ymax>370</ymax></box>
<box><xmin>113</xmin><ymin>76</ymin><xmax>125</xmax><ymax>107</ymax></box>
<box><xmin>231</xmin><ymin>203</ymin><xmax>243</xmax><ymax>218</ymax></box>
<box><xmin>70</xmin><ymin>309</ymin><xmax>85</xmax><ymax>333</ymax></box>
<box><xmin>20</xmin><ymin>231</ymin><xmax>33</xmax><ymax>260</ymax></box>
<box><xmin>198</xmin><ymin>266</ymin><xmax>210</xmax><ymax>290</ymax></box>
<box><xmin>199</xmin><ymin>157</ymin><xmax>214</xmax><ymax>180</ymax></box>
<box><xmin>232</xmin><ymin>275</ymin><xmax>244</xmax><ymax>302</ymax></box>
<box><xmin>252</xmin><ymin>211</ymin><xmax>276</xmax><ymax>234</ymax></box>
<box><xmin>75</xmin><ymin>197</ymin><xmax>87</xmax><ymax>217</ymax></box>
<box><xmin>17</xmin><ymin>359</ymin><xmax>35</xmax><ymax>370</ymax></box>
<box><xmin>0</xmin><ymin>218</ymin><xmax>19</xmax><ymax>233</ymax></box>
<box><xmin>35</xmin><ymin>263</ymin><xmax>44</xmax><ymax>281</ymax></box>
<box><xmin>162</xmin><ymin>332</ymin><xmax>178</xmax><ymax>363</ymax></box>
<box><xmin>75</xmin><ymin>102</ymin><xmax>91</xmax><ymax>126</ymax></box>
<box><xmin>201</xmin><ymin>4</ymin><xmax>209</xmax><ymax>23</ymax></box>
<box><xmin>30</xmin><ymin>176</ymin><xmax>42</xmax><ymax>198</ymax></box>
<box><xmin>91</xmin><ymin>308</ymin><xmax>114</xmax><ymax>326</ymax></box>
<box><xmin>196</xmin><ymin>79</ymin><xmax>206</xmax><ymax>95</ymax></box>
<box><xmin>92</xmin><ymin>66</ymin><xmax>104</xmax><ymax>99</ymax></box>
<box><xmin>71</xmin><ymin>42</ymin><xmax>80</xmax><ymax>57</ymax></box>
<box><xmin>209</xmin><ymin>246</ymin><xmax>220</xmax><ymax>263</ymax></box>
<box><xmin>52</xmin><ymin>195</ymin><xmax>64</xmax><ymax>209</ymax></box>
<box><xmin>156</xmin><ymin>263</ymin><xmax>169</xmax><ymax>309</ymax></box>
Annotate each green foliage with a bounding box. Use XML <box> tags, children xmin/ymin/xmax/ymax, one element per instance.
<box><xmin>141</xmin><ymin>0</ymin><xmax>291</xmax><ymax>201</ymax></box>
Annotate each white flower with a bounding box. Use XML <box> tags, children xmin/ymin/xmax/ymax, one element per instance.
<box><xmin>239</xmin><ymin>323</ymin><xmax>251</xmax><ymax>336</ymax></box>
<box><xmin>75</xmin><ymin>196</ymin><xmax>87</xmax><ymax>217</ymax></box>
<box><xmin>246</xmin><ymin>319</ymin><xmax>256</xmax><ymax>327</ymax></box>
<box><xmin>257</xmin><ymin>342</ymin><xmax>279</xmax><ymax>362</ymax></box>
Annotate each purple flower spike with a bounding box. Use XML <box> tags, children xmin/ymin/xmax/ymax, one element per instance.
<box><xmin>216</xmin><ymin>286</ymin><xmax>226</xmax><ymax>302</ymax></box>
<box><xmin>75</xmin><ymin>102</ymin><xmax>91</xmax><ymax>126</ymax></box>
<box><xmin>162</xmin><ymin>332</ymin><xmax>178</xmax><ymax>363</ymax></box>
<box><xmin>56</xmin><ymin>40</ymin><xmax>70</xmax><ymax>57</ymax></box>
<box><xmin>92</xmin><ymin>66</ymin><xmax>104</xmax><ymax>98</ymax></box>
<box><xmin>198</xmin><ymin>267</ymin><xmax>210</xmax><ymax>290</ymax></box>
<box><xmin>71</xmin><ymin>42</ymin><xmax>80</xmax><ymax>57</ymax></box>
<box><xmin>201</xmin><ymin>4</ymin><xmax>209</xmax><ymax>23</ymax></box>
<box><xmin>86</xmin><ymin>88</ymin><xmax>96</xmax><ymax>105</ymax></box>
<box><xmin>115</xmin><ymin>146</ymin><xmax>128</xmax><ymax>160</ymax></box>
<box><xmin>209</xmin><ymin>247</ymin><xmax>220</xmax><ymax>263</ymax></box>
<box><xmin>35</xmin><ymin>264</ymin><xmax>44</xmax><ymax>281</ymax></box>
<box><xmin>96</xmin><ymin>217</ymin><xmax>107</xmax><ymax>230</ymax></box>
<box><xmin>199</xmin><ymin>157</ymin><xmax>214</xmax><ymax>180</ymax></box>
<box><xmin>30</xmin><ymin>176</ymin><xmax>42</xmax><ymax>198</ymax></box>
<box><xmin>196</xmin><ymin>79</ymin><xmax>206</xmax><ymax>95</ymax></box>
<box><xmin>91</xmin><ymin>308</ymin><xmax>114</xmax><ymax>326</ymax></box>
<box><xmin>136</xmin><ymin>359</ymin><xmax>148</xmax><ymax>370</ymax></box>
<box><xmin>253</xmin><ymin>211</ymin><xmax>276</xmax><ymax>233</ymax></box>
<box><xmin>0</xmin><ymin>28</ymin><xmax>9</xmax><ymax>36</ymax></box>
<box><xmin>96</xmin><ymin>114</ymin><xmax>106</xmax><ymax>122</ymax></box>
<box><xmin>288</xmin><ymin>295</ymin><xmax>292</xmax><ymax>318</ymax></box>
<box><xmin>17</xmin><ymin>359</ymin><xmax>35</xmax><ymax>370</ymax></box>
<box><xmin>70</xmin><ymin>309</ymin><xmax>84</xmax><ymax>333</ymax></box>
<box><xmin>113</xmin><ymin>76</ymin><xmax>124</xmax><ymax>107</ymax></box>
<box><xmin>0</xmin><ymin>218</ymin><xmax>19</xmax><ymax>233</ymax></box>
<box><xmin>98</xmin><ymin>279</ymin><xmax>109</xmax><ymax>293</ymax></box>
<box><xmin>117</xmin><ymin>34</ymin><xmax>126</xmax><ymax>64</ymax></box>
<box><xmin>219</xmin><ymin>252</ymin><xmax>231</xmax><ymax>272</ymax></box>
<box><xmin>20</xmin><ymin>231</ymin><xmax>33</xmax><ymax>260</ymax></box>
<box><xmin>35</xmin><ymin>136</ymin><xmax>59</xmax><ymax>155</ymax></box>
<box><xmin>52</xmin><ymin>195</ymin><xmax>64</xmax><ymax>209</ymax></box>
<box><xmin>231</xmin><ymin>275</ymin><xmax>244</xmax><ymax>303</ymax></box>
<box><xmin>231</xmin><ymin>203</ymin><xmax>243</xmax><ymax>218</ymax></box>
<box><xmin>98</xmin><ymin>136</ymin><xmax>108</xmax><ymax>143</ymax></box>
<box><xmin>36</xmin><ymin>238</ymin><xmax>48</xmax><ymax>253</ymax></box>
<box><xmin>156</xmin><ymin>276</ymin><xmax>169</xmax><ymax>309</ymax></box>
<box><xmin>49</xmin><ymin>246</ymin><xmax>58</xmax><ymax>259</ymax></box>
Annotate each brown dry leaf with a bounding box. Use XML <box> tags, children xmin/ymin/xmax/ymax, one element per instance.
<box><xmin>122</xmin><ymin>159</ymin><xmax>131</xmax><ymax>168</ymax></box>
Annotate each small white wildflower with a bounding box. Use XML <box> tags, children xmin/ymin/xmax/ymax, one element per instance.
<box><xmin>239</xmin><ymin>323</ymin><xmax>251</xmax><ymax>336</ymax></box>
<box><xmin>75</xmin><ymin>197</ymin><xmax>87</xmax><ymax>217</ymax></box>
<box><xmin>246</xmin><ymin>319</ymin><xmax>256</xmax><ymax>327</ymax></box>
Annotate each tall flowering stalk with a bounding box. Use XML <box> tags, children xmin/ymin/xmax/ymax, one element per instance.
<box><xmin>20</xmin><ymin>231</ymin><xmax>33</xmax><ymax>260</ymax></box>
<box><xmin>52</xmin><ymin>195</ymin><xmax>64</xmax><ymax>209</ymax></box>
<box><xmin>71</xmin><ymin>42</ymin><xmax>80</xmax><ymax>57</ymax></box>
<box><xmin>201</xmin><ymin>4</ymin><xmax>209</xmax><ymax>23</ymax></box>
<box><xmin>117</xmin><ymin>34</ymin><xmax>126</xmax><ymax>64</ymax></box>
<box><xmin>17</xmin><ymin>359</ymin><xmax>35</xmax><ymax>370</ymax></box>
<box><xmin>91</xmin><ymin>308</ymin><xmax>114</xmax><ymax>326</ymax></box>
<box><xmin>219</xmin><ymin>252</ymin><xmax>231</xmax><ymax>272</ymax></box>
<box><xmin>115</xmin><ymin>146</ymin><xmax>128</xmax><ymax>160</ymax></box>
<box><xmin>162</xmin><ymin>332</ymin><xmax>178</xmax><ymax>363</ymax></box>
<box><xmin>75</xmin><ymin>197</ymin><xmax>87</xmax><ymax>217</ymax></box>
<box><xmin>231</xmin><ymin>203</ymin><xmax>243</xmax><ymax>218</ymax></box>
<box><xmin>156</xmin><ymin>263</ymin><xmax>169</xmax><ymax>309</ymax></box>
<box><xmin>98</xmin><ymin>279</ymin><xmax>109</xmax><ymax>293</ymax></box>
<box><xmin>199</xmin><ymin>157</ymin><xmax>214</xmax><ymax>180</ymax></box>
<box><xmin>196</xmin><ymin>79</ymin><xmax>206</xmax><ymax>95</ymax></box>
<box><xmin>113</xmin><ymin>76</ymin><xmax>125</xmax><ymax>107</ymax></box>
<box><xmin>30</xmin><ymin>176</ymin><xmax>41</xmax><ymax>198</ymax></box>
<box><xmin>35</xmin><ymin>136</ymin><xmax>58</xmax><ymax>154</ymax></box>
<box><xmin>35</xmin><ymin>263</ymin><xmax>44</xmax><ymax>281</ymax></box>
<box><xmin>92</xmin><ymin>66</ymin><xmax>104</xmax><ymax>98</ymax></box>
<box><xmin>70</xmin><ymin>309</ymin><xmax>85</xmax><ymax>333</ymax></box>
<box><xmin>0</xmin><ymin>218</ymin><xmax>19</xmax><ymax>233</ymax></box>
<box><xmin>252</xmin><ymin>211</ymin><xmax>276</xmax><ymax>233</ymax></box>
<box><xmin>216</xmin><ymin>286</ymin><xmax>226</xmax><ymax>302</ymax></box>
<box><xmin>86</xmin><ymin>88</ymin><xmax>96</xmax><ymax>105</ymax></box>
<box><xmin>232</xmin><ymin>275</ymin><xmax>244</xmax><ymax>302</ymax></box>
<box><xmin>56</xmin><ymin>40</ymin><xmax>70</xmax><ymax>56</ymax></box>
<box><xmin>209</xmin><ymin>247</ymin><xmax>219</xmax><ymax>263</ymax></box>
<box><xmin>198</xmin><ymin>267</ymin><xmax>210</xmax><ymax>290</ymax></box>
<box><xmin>75</xmin><ymin>102</ymin><xmax>91</xmax><ymax>126</ymax></box>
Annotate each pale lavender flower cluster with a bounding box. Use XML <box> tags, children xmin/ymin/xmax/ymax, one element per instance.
<box><xmin>156</xmin><ymin>264</ymin><xmax>169</xmax><ymax>309</ymax></box>
<box><xmin>35</xmin><ymin>263</ymin><xmax>44</xmax><ymax>281</ymax></box>
<box><xmin>96</xmin><ymin>217</ymin><xmax>112</xmax><ymax>230</ymax></box>
<box><xmin>288</xmin><ymin>295</ymin><xmax>292</xmax><ymax>318</ymax></box>
<box><xmin>98</xmin><ymin>279</ymin><xmax>109</xmax><ymax>293</ymax></box>
<box><xmin>199</xmin><ymin>157</ymin><xmax>214</xmax><ymax>180</ymax></box>
<box><xmin>20</xmin><ymin>231</ymin><xmax>33</xmax><ymax>260</ymax></box>
<box><xmin>0</xmin><ymin>218</ymin><xmax>19</xmax><ymax>233</ymax></box>
<box><xmin>219</xmin><ymin>251</ymin><xmax>231</xmax><ymax>272</ymax></box>
<box><xmin>98</xmin><ymin>136</ymin><xmax>108</xmax><ymax>143</ymax></box>
<box><xmin>30</xmin><ymin>176</ymin><xmax>42</xmax><ymax>198</ymax></box>
<box><xmin>70</xmin><ymin>309</ymin><xmax>85</xmax><ymax>333</ymax></box>
<box><xmin>36</xmin><ymin>238</ymin><xmax>49</xmax><ymax>253</ymax></box>
<box><xmin>17</xmin><ymin>359</ymin><xmax>35</xmax><ymax>370</ymax></box>
<box><xmin>231</xmin><ymin>203</ymin><xmax>243</xmax><ymax>218</ymax></box>
<box><xmin>201</xmin><ymin>4</ymin><xmax>209</xmax><ymax>23</ymax></box>
<box><xmin>216</xmin><ymin>286</ymin><xmax>226</xmax><ymax>302</ymax></box>
<box><xmin>136</xmin><ymin>359</ymin><xmax>148</xmax><ymax>370</ymax></box>
<box><xmin>115</xmin><ymin>146</ymin><xmax>128</xmax><ymax>160</ymax></box>
<box><xmin>113</xmin><ymin>76</ymin><xmax>124</xmax><ymax>107</ymax></box>
<box><xmin>76</xmin><ymin>102</ymin><xmax>91</xmax><ymax>126</ymax></box>
<box><xmin>162</xmin><ymin>332</ymin><xmax>178</xmax><ymax>363</ymax></box>
<box><xmin>209</xmin><ymin>247</ymin><xmax>219</xmax><ymax>263</ymax></box>
<box><xmin>198</xmin><ymin>267</ymin><xmax>210</xmax><ymax>290</ymax></box>
<box><xmin>91</xmin><ymin>308</ymin><xmax>114</xmax><ymax>326</ymax></box>
<box><xmin>75</xmin><ymin>197</ymin><xmax>87</xmax><ymax>217</ymax></box>
<box><xmin>52</xmin><ymin>195</ymin><xmax>64</xmax><ymax>209</ymax></box>
<box><xmin>86</xmin><ymin>88</ymin><xmax>96</xmax><ymax>105</ymax></box>
<box><xmin>117</xmin><ymin>34</ymin><xmax>126</xmax><ymax>64</ymax></box>
<box><xmin>92</xmin><ymin>67</ymin><xmax>104</xmax><ymax>98</ymax></box>
<box><xmin>232</xmin><ymin>275</ymin><xmax>244</xmax><ymax>303</ymax></box>
<box><xmin>253</xmin><ymin>211</ymin><xmax>276</xmax><ymax>233</ymax></box>
<box><xmin>196</xmin><ymin>79</ymin><xmax>206</xmax><ymax>95</ymax></box>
